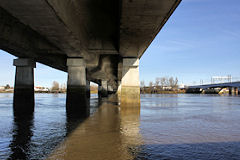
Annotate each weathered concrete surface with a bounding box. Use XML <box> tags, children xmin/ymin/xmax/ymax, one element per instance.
<box><xmin>66</xmin><ymin>58</ymin><xmax>89</xmax><ymax>117</ymax></box>
<box><xmin>0</xmin><ymin>7</ymin><xmax>66</xmax><ymax>71</ymax></box>
<box><xmin>86</xmin><ymin>80</ymin><xmax>90</xmax><ymax>98</ymax></box>
<box><xmin>107</xmin><ymin>84</ymin><xmax>114</xmax><ymax>94</ymax></box>
<box><xmin>235</xmin><ymin>88</ymin><xmax>239</xmax><ymax>95</ymax></box>
<box><xmin>121</xmin><ymin>58</ymin><xmax>140</xmax><ymax>106</ymax></box>
<box><xmin>101</xmin><ymin>80</ymin><xmax>108</xmax><ymax>97</ymax></box>
<box><xmin>0</xmin><ymin>0</ymin><xmax>181</xmax><ymax>89</ymax></box>
<box><xmin>117</xmin><ymin>81</ymin><xmax>122</xmax><ymax>98</ymax></box>
<box><xmin>13</xmin><ymin>58</ymin><xmax>36</xmax><ymax>115</ymax></box>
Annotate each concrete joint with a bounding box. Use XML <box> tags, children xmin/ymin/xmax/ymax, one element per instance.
<box><xmin>13</xmin><ymin>58</ymin><xmax>36</xmax><ymax>68</ymax></box>
<box><xmin>67</xmin><ymin>58</ymin><xmax>86</xmax><ymax>67</ymax></box>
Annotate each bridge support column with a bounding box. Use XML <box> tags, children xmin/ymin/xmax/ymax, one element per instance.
<box><xmin>13</xmin><ymin>58</ymin><xmax>36</xmax><ymax>116</ymax></box>
<box><xmin>117</xmin><ymin>81</ymin><xmax>122</xmax><ymax>97</ymax></box>
<box><xmin>229</xmin><ymin>87</ymin><xmax>232</xmax><ymax>95</ymax></box>
<box><xmin>229</xmin><ymin>87</ymin><xmax>235</xmax><ymax>95</ymax></box>
<box><xmin>117</xmin><ymin>61</ymin><xmax>122</xmax><ymax>99</ymax></box>
<box><xmin>86</xmin><ymin>80</ymin><xmax>90</xmax><ymax>98</ymax></box>
<box><xmin>120</xmin><ymin>58</ymin><xmax>140</xmax><ymax>107</ymax></box>
<box><xmin>98</xmin><ymin>84</ymin><xmax>102</xmax><ymax>98</ymax></box>
<box><xmin>107</xmin><ymin>85</ymin><xmax>114</xmax><ymax>94</ymax></box>
<box><xmin>101</xmin><ymin>80</ymin><xmax>108</xmax><ymax>97</ymax></box>
<box><xmin>66</xmin><ymin>58</ymin><xmax>89</xmax><ymax>117</ymax></box>
<box><xmin>235</xmin><ymin>87</ymin><xmax>238</xmax><ymax>95</ymax></box>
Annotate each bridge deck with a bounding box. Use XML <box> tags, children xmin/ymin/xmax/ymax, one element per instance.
<box><xmin>188</xmin><ymin>81</ymin><xmax>240</xmax><ymax>89</ymax></box>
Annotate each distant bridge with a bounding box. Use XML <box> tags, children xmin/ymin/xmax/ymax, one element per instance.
<box><xmin>188</xmin><ymin>81</ymin><xmax>240</xmax><ymax>89</ymax></box>
<box><xmin>187</xmin><ymin>81</ymin><xmax>240</xmax><ymax>94</ymax></box>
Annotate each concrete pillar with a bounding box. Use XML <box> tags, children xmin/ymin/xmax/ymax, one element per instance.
<box><xmin>101</xmin><ymin>80</ymin><xmax>108</xmax><ymax>97</ymax></box>
<box><xmin>13</xmin><ymin>58</ymin><xmax>36</xmax><ymax>115</ymax></box>
<box><xmin>120</xmin><ymin>58</ymin><xmax>140</xmax><ymax>107</ymax></box>
<box><xmin>98</xmin><ymin>80</ymin><xmax>108</xmax><ymax>98</ymax></box>
<box><xmin>66</xmin><ymin>58</ymin><xmax>89</xmax><ymax>117</ymax></box>
<box><xmin>117</xmin><ymin>61</ymin><xmax>123</xmax><ymax>99</ymax></box>
<box><xmin>235</xmin><ymin>87</ymin><xmax>238</xmax><ymax>95</ymax></box>
<box><xmin>229</xmin><ymin>87</ymin><xmax>235</xmax><ymax>95</ymax></box>
<box><xmin>98</xmin><ymin>83</ymin><xmax>102</xmax><ymax>98</ymax></box>
<box><xmin>107</xmin><ymin>85</ymin><xmax>114</xmax><ymax>94</ymax></box>
<box><xmin>229</xmin><ymin>87</ymin><xmax>232</xmax><ymax>95</ymax></box>
<box><xmin>117</xmin><ymin>81</ymin><xmax>121</xmax><ymax>97</ymax></box>
<box><xmin>86</xmin><ymin>80</ymin><xmax>90</xmax><ymax>98</ymax></box>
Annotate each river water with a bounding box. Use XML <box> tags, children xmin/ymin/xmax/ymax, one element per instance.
<box><xmin>1</xmin><ymin>93</ymin><xmax>240</xmax><ymax>160</ymax></box>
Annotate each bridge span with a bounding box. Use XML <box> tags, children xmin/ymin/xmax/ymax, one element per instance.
<box><xmin>0</xmin><ymin>0</ymin><xmax>181</xmax><ymax>115</ymax></box>
<box><xmin>188</xmin><ymin>81</ymin><xmax>240</xmax><ymax>89</ymax></box>
<box><xmin>187</xmin><ymin>81</ymin><xmax>240</xmax><ymax>95</ymax></box>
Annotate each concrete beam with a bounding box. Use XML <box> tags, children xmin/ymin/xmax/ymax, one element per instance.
<box><xmin>13</xmin><ymin>58</ymin><xmax>36</xmax><ymax>116</ymax></box>
<box><xmin>119</xmin><ymin>0</ymin><xmax>181</xmax><ymax>58</ymax></box>
<box><xmin>0</xmin><ymin>7</ymin><xmax>66</xmax><ymax>71</ymax></box>
<box><xmin>66</xmin><ymin>58</ymin><xmax>89</xmax><ymax>117</ymax></box>
<box><xmin>120</xmin><ymin>58</ymin><xmax>140</xmax><ymax>107</ymax></box>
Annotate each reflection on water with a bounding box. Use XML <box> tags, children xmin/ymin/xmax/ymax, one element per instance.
<box><xmin>47</xmin><ymin>96</ymin><xmax>142</xmax><ymax>160</ymax></box>
<box><xmin>0</xmin><ymin>93</ymin><xmax>99</xmax><ymax>160</ymax></box>
<box><xmin>1</xmin><ymin>94</ymin><xmax>240</xmax><ymax>159</ymax></box>
<box><xmin>8</xmin><ymin>115</ymin><xmax>34</xmax><ymax>160</ymax></box>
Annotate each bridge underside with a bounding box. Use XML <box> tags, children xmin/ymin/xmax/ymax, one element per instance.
<box><xmin>0</xmin><ymin>0</ymin><xmax>181</xmax><ymax>112</ymax></box>
<box><xmin>0</xmin><ymin>0</ymin><xmax>180</xmax><ymax>87</ymax></box>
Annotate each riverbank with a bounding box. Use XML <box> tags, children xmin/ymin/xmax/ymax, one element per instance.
<box><xmin>0</xmin><ymin>90</ymin><xmax>99</xmax><ymax>94</ymax></box>
<box><xmin>141</xmin><ymin>90</ymin><xmax>186</xmax><ymax>94</ymax></box>
<box><xmin>0</xmin><ymin>91</ymin><xmax>13</xmax><ymax>93</ymax></box>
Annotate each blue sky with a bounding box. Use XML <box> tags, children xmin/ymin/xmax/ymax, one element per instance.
<box><xmin>140</xmin><ymin>0</ymin><xmax>240</xmax><ymax>85</ymax></box>
<box><xmin>1</xmin><ymin>0</ymin><xmax>240</xmax><ymax>87</ymax></box>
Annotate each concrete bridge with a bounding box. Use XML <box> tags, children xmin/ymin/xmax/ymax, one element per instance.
<box><xmin>0</xmin><ymin>0</ymin><xmax>181</xmax><ymax>115</ymax></box>
<box><xmin>187</xmin><ymin>81</ymin><xmax>240</xmax><ymax>95</ymax></box>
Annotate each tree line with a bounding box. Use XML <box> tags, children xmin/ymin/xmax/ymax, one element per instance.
<box><xmin>141</xmin><ymin>77</ymin><xmax>179</xmax><ymax>93</ymax></box>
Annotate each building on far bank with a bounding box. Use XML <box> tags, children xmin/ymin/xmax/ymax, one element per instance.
<box><xmin>178</xmin><ymin>84</ymin><xmax>186</xmax><ymax>89</ymax></box>
<box><xmin>0</xmin><ymin>86</ymin><xmax>5</xmax><ymax>91</ymax></box>
<box><xmin>34</xmin><ymin>86</ymin><xmax>50</xmax><ymax>92</ymax></box>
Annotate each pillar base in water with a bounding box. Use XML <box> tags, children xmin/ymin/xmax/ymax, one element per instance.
<box><xmin>86</xmin><ymin>80</ymin><xmax>90</xmax><ymax>98</ymax></box>
<box><xmin>101</xmin><ymin>80</ymin><xmax>108</xmax><ymax>97</ymax></box>
<box><xmin>66</xmin><ymin>58</ymin><xmax>89</xmax><ymax>118</ymax></box>
<box><xmin>235</xmin><ymin>88</ymin><xmax>238</xmax><ymax>95</ymax></box>
<box><xmin>120</xmin><ymin>58</ymin><xmax>140</xmax><ymax>107</ymax></box>
<box><xmin>98</xmin><ymin>81</ymin><xmax>108</xmax><ymax>98</ymax></box>
<box><xmin>120</xmin><ymin>86</ymin><xmax>140</xmax><ymax>107</ymax></box>
<box><xmin>229</xmin><ymin>87</ymin><xmax>235</xmax><ymax>95</ymax></box>
<box><xmin>13</xmin><ymin>58</ymin><xmax>35</xmax><ymax>116</ymax></box>
<box><xmin>14</xmin><ymin>87</ymin><xmax>34</xmax><ymax>116</ymax></box>
<box><xmin>66</xmin><ymin>86</ymin><xmax>90</xmax><ymax>118</ymax></box>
